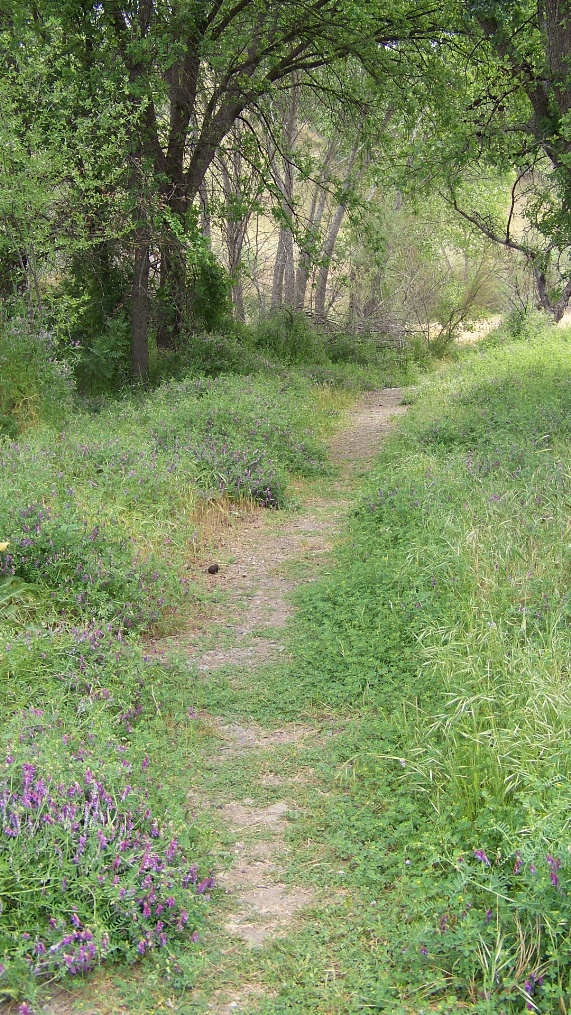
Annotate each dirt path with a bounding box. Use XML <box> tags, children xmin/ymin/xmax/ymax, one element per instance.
<box><xmin>178</xmin><ymin>388</ymin><xmax>408</xmax><ymax>1013</ymax></box>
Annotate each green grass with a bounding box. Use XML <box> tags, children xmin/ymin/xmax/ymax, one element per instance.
<box><xmin>149</xmin><ymin>318</ymin><xmax>571</xmax><ymax>1015</ymax></box>
<box><xmin>260</xmin><ymin>320</ymin><xmax>571</xmax><ymax>1013</ymax></box>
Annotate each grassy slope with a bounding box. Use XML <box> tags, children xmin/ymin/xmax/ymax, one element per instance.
<box><xmin>260</xmin><ymin>321</ymin><xmax>571</xmax><ymax>1013</ymax></box>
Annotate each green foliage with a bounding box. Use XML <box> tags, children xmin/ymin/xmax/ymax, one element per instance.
<box><xmin>74</xmin><ymin>313</ymin><xmax>132</xmax><ymax>397</ymax></box>
<box><xmin>0</xmin><ymin>370</ymin><xmax>329</xmax><ymax>639</ymax></box>
<box><xmin>152</xmin><ymin>330</ymin><xmax>261</xmax><ymax>382</ymax></box>
<box><xmin>248</xmin><ymin>311</ymin><xmax>411</xmax><ymax>382</ymax></box>
<box><xmin>0</xmin><ymin>721</ymin><xmax>210</xmax><ymax>1001</ymax></box>
<box><xmin>186</xmin><ymin>251</ymin><xmax>232</xmax><ymax>333</ymax></box>
<box><xmin>251</xmin><ymin>310</ymin><xmax>328</xmax><ymax>365</ymax></box>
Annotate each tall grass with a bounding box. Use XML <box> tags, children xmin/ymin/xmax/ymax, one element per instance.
<box><xmin>291</xmin><ymin>319</ymin><xmax>571</xmax><ymax>1011</ymax></box>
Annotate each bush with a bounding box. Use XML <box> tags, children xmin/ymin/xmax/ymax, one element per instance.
<box><xmin>186</xmin><ymin>251</ymin><xmax>232</xmax><ymax>333</ymax></box>
<box><xmin>0</xmin><ymin>317</ymin><xmax>73</xmax><ymax>436</ymax></box>
<box><xmin>74</xmin><ymin>313</ymin><xmax>132</xmax><ymax>397</ymax></box>
<box><xmin>151</xmin><ymin>330</ymin><xmax>262</xmax><ymax>381</ymax></box>
<box><xmin>0</xmin><ymin>496</ymin><xmax>169</xmax><ymax>628</ymax></box>
<box><xmin>250</xmin><ymin>310</ymin><xmax>327</xmax><ymax>365</ymax></box>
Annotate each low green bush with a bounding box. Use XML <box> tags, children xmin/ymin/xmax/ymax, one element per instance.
<box><xmin>0</xmin><ymin>715</ymin><xmax>211</xmax><ymax>999</ymax></box>
<box><xmin>151</xmin><ymin>330</ymin><xmax>262</xmax><ymax>381</ymax></box>
<box><xmin>250</xmin><ymin>310</ymin><xmax>329</xmax><ymax>365</ymax></box>
<box><xmin>0</xmin><ymin>317</ymin><xmax>73</xmax><ymax>436</ymax></box>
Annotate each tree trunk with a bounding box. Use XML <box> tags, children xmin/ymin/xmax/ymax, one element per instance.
<box><xmin>220</xmin><ymin>139</ymin><xmax>250</xmax><ymax>322</ymax></box>
<box><xmin>131</xmin><ymin>238</ymin><xmax>150</xmax><ymax>381</ymax></box>
<box><xmin>271</xmin><ymin>230</ymin><xmax>287</xmax><ymax>309</ymax></box>
<box><xmin>269</xmin><ymin>82</ymin><xmax>299</xmax><ymax>309</ymax></box>
<box><xmin>199</xmin><ymin>181</ymin><xmax>211</xmax><ymax>241</ymax></box>
<box><xmin>295</xmin><ymin>138</ymin><xmax>338</xmax><ymax>309</ymax></box>
<box><xmin>314</xmin><ymin>141</ymin><xmax>366</xmax><ymax>322</ymax></box>
<box><xmin>282</xmin><ymin>229</ymin><xmax>295</xmax><ymax>307</ymax></box>
<box><xmin>314</xmin><ymin>202</ymin><xmax>350</xmax><ymax>321</ymax></box>
<box><xmin>534</xmin><ymin>265</ymin><xmax>571</xmax><ymax>321</ymax></box>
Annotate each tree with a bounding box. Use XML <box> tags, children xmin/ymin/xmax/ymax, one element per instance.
<box><xmin>3</xmin><ymin>0</ymin><xmax>446</xmax><ymax>378</ymax></box>
<box><xmin>414</xmin><ymin>1</ymin><xmax>571</xmax><ymax>319</ymax></box>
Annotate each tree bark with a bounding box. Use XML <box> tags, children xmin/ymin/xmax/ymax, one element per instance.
<box><xmin>295</xmin><ymin>137</ymin><xmax>338</xmax><ymax>309</ymax></box>
<box><xmin>271</xmin><ymin>230</ymin><xmax>287</xmax><ymax>309</ymax></box>
<box><xmin>131</xmin><ymin>237</ymin><xmax>150</xmax><ymax>381</ymax></box>
<box><xmin>269</xmin><ymin>82</ymin><xmax>299</xmax><ymax>309</ymax></box>
<box><xmin>313</xmin><ymin>142</ymin><xmax>362</xmax><ymax>321</ymax></box>
<box><xmin>199</xmin><ymin>181</ymin><xmax>212</xmax><ymax>242</ymax></box>
<box><xmin>220</xmin><ymin>137</ymin><xmax>250</xmax><ymax>322</ymax></box>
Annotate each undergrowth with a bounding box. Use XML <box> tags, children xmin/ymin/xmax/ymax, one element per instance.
<box><xmin>0</xmin><ymin>362</ymin><xmax>346</xmax><ymax>1004</ymax></box>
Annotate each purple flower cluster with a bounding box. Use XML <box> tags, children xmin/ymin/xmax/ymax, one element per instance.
<box><xmin>524</xmin><ymin>972</ymin><xmax>544</xmax><ymax>1010</ymax></box>
<box><xmin>546</xmin><ymin>854</ymin><xmax>561</xmax><ymax>887</ymax></box>
<box><xmin>0</xmin><ymin>755</ymin><xmax>212</xmax><ymax>984</ymax></box>
<box><xmin>1</xmin><ymin>499</ymin><xmax>169</xmax><ymax>630</ymax></box>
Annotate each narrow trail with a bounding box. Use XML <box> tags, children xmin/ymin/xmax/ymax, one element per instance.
<box><xmin>175</xmin><ymin>387</ymin><xmax>408</xmax><ymax>1014</ymax></box>
<box><xmin>30</xmin><ymin>388</ymin><xmax>407</xmax><ymax>1015</ymax></box>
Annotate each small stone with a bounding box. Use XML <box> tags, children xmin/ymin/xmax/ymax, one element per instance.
<box><xmin>207</xmin><ymin>563</ymin><xmax>220</xmax><ymax>574</ymax></box>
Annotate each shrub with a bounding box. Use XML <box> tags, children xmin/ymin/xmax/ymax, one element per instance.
<box><xmin>250</xmin><ymin>310</ymin><xmax>327</xmax><ymax>365</ymax></box>
<box><xmin>74</xmin><ymin>313</ymin><xmax>132</xmax><ymax>397</ymax></box>
<box><xmin>0</xmin><ymin>493</ymin><xmax>171</xmax><ymax>629</ymax></box>
<box><xmin>152</xmin><ymin>330</ymin><xmax>261</xmax><ymax>381</ymax></box>
<box><xmin>0</xmin><ymin>317</ymin><xmax>73</xmax><ymax>436</ymax></box>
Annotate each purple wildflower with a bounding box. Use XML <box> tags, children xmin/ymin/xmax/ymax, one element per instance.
<box><xmin>166</xmin><ymin>837</ymin><xmax>178</xmax><ymax>861</ymax></box>
<box><xmin>546</xmin><ymin>854</ymin><xmax>561</xmax><ymax>887</ymax></box>
<box><xmin>473</xmin><ymin>849</ymin><xmax>491</xmax><ymax>866</ymax></box>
